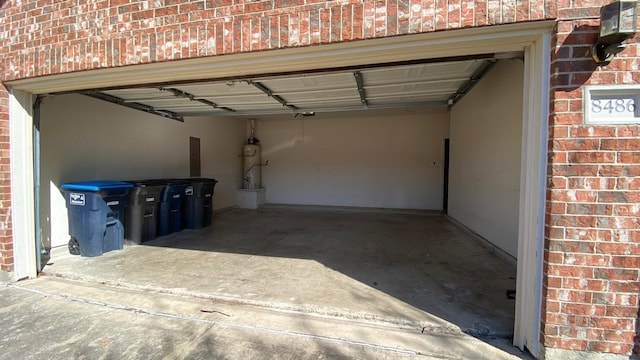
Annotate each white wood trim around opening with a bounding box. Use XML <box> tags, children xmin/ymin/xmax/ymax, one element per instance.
<box><xmin>7</xmin><ymin>20</ymin><xmax>552</xmax><ymax>355</ymax></box>
<box><xmin>9</xmin><ymin>89</ymin><xmax>37</xmax><ymax>280</ymax></box>
<box><xmin>514</xmin><ymin>32</ymin><xmax>551</xmax><ymax>357</ymax></box>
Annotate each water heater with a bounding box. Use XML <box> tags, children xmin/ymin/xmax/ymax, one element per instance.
<box><xmin>243</xmin><ymin>140</ymin><xmax>262</xmax><ymax>189</ymax></box>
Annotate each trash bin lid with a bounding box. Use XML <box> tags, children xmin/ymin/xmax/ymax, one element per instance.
<box><xmin>61</xmin><ymin>180</ymin><xmax>134</xmax><ymax>191</ymax></box>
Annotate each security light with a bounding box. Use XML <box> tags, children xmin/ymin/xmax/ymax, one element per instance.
<box><xmin>592</xmin><ymin>0</ymin><xmax>638</xmax><ymax>65</ymax></box>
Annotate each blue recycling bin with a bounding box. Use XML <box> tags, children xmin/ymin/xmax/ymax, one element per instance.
<box><xmin>182</xmin><ymin>178</ymin><xmax>218</xmax><ymax>230</ymax></box>
<box><xmin>61</xmin><ymin>181</ymin><xmax>133</xmax><ymax>257</ymax></box>
<box><xmin>155</xmin><ymin>179</ymin><xmax>186</xmax><ymax>237</ymax></box>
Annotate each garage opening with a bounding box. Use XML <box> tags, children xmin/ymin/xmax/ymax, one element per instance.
<box><xmin>35</xmin><ymin>57</ymin><xmax>522</xmax><ymax>351</ymax></box>
<box><xmin>8</xmin><ymin>23</ymin><xmax>551</xmax><ymax>357</ymax></box>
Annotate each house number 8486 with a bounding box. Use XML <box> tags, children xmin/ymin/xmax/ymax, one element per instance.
<box><xmin>591</xmin><ymin>99</ymin><xmax>636</xmax><ymax>114</ymax></box>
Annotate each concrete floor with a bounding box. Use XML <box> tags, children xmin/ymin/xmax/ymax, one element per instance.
<box><xmin>43</xmin><ymin>207</ymin><xmax>519</xmax><ymax>350</ymax></box>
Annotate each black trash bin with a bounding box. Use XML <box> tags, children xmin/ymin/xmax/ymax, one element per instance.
<box><xmin>155</xmin><ymin>179</ymin><xmax>186</xmax><ymax>237</ymax></box>
<box><xmin>61</xmin><ymin>181</ymin><xmax>133</xmax><ymax>257</ymax></box>
<box><xmin>182</xmin><ymin>178</ymin><xmax>218</xmax><ymax>229</ymax></box>
<box><xmin>125</xmin><ymin>180</ymin><xmax>164</xmax><ymax>244</ymax></box>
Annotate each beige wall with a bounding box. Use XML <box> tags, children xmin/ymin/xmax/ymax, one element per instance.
<box><xmin>40</xmin><ymin>94</ymin><xmax>245</xmax><ymax>248</ymax></box>
<box><xmin>257</xmin><ymin>108</ymin><xmax>450</xmax><ymax>209</ymax></box>
<box><xmin>448</xmin><ymin>59</ymin><xmax>524</xmax><ymax>258</ymax></box>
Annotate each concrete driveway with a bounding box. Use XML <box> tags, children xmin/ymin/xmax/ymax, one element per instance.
<box><xmin>2</xmin><ymin>278</ymin><xmax>531</xmax><ymax>359</ymax></box>
<box><xmin>31</xmin><ymin>207</ymin><xmax>530</xmax><ymax>359</ymax></box>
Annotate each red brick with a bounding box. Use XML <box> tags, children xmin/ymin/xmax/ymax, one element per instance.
<box><xmin>594</xmin><ymin>267</ymin><xmax>639</xmax><ymax>281</ymax></box>
<box><xmin>549</xmin><ymin>288</ymin><xmax>593</xmax><ymax>303</ymax></box>
<box><xmin>554</xmin><ymin>88</ymin><xmax>583</xmax><ymax>100</ymax></box>
<box><xmin>329</xmin><ymin>5</ymin><xmax>341</xmax><ymax>42</ymax></box>
<box><xmin>603</xmin><ymin>329</ymin><xmax>635</xmax><ymax>342</ymax></box>
<box><xmin>568</xmin><ymin>99</ymin><xmax>583</xmax><ymax>112</ymax></box>
<box><xmin>568</xmin><ymin>177</ymin><xmax>615</xmax><ymax>190</ymax></box>
<box><xmin>546</xmin><ymin>251</ymin><xmax>564</xmax><ymax>263</ymax></box>
<box><xmin>545</xmin><ymin>300</ymin><xmax>561</xmax><ymax>313</ymax></box>
<box><xmin>546</xmin><ymin>226</ymin><xmax>565</xmax><ymax>240</ymax></box>
<box><xmin>548</xmin><ymin>201</ymin><xmax>566</xmax><ymax>214</ymax></box>
<box><xmin>564</xmin><ymin>253</ymin><xmax>611</xmax><ymax>266</ymax></box>
<box><xmin>618</xmin><ymin>152</ymin><xmax>640</xmax><ymax>164</ymax></box>
<box><xmin>546</xmin><ymin>276</ymin><xmax>563</xmax><ymax>289</ymax></box>
<box><xmin>387</xmin><ymin>0</ymin><xmax>399</xmax><ymax>35</ymax></box>
<box><xmin>601</xmin><ymin>139</ymin><xmax>640</xmax><ymax>151</ymax></box>
<box><xmin>613</xmin><ymin>293</ymin><xmax>638</xmax><ymax>307</ymax></box>
<box><xmin>245</xmin><ymin>1</ymin><xmax>273</xmax><ymax>13</ymax></box>
<box><xmin>551</xmin><ymin>150</ymin><xmax>567</xmax><ymax>163</ymax></box>
<box><xmin>617</xmin><ymin>126</ymin><xmax>640</xmax><ymax>137</ymax></box>
<box><xmin>553</xmin><ymin>138</ymin><xmax>599</xmax><ymax>150</ymax></box>
<box><xmin>550</xmin><ymin>176</ymin><xmax>567</xmax><ymax>188</ymax></box>
<box><xmin>563</xmin><ymin>278</ymin><xmax>609</xmax><ymax>292</ymax></box>
<box><xmin>548</xmin><ymin>264</ymin><xmax>594</xmax><ymax>278</ymax></box>
<box><xmin>553</xmin><ymin>113</ymin><xmax>585</xmax><ymax>125</ymax></box>
<box><xmin>545</xmin><ymin>336</ymin><xmax>588</xmax><ymax>350</ymax></box>
<box><xmin>610</xmin><ymin>280</ymin><xmax>640</xmax><ymax>294</ymax></box>
<box><xmin>550</xmin><ymin>214</ymin><xmax>597</xmax><ymax>227</ymax></box>
<box><xmin>588</xmin><ymin>341</ymin><xmax>633</xmax><ymax>354</ymax></box>
<box><xmin>598</xmin><ymin>241</ymin><xmax>640</xmax><ymax>253</ymax></box>
<box><xmin>597</xmin><ymin>216</ymin><xmax>640</xmax><ymax>229</ymax></box>
<box><xmin>545</xmin><ymin>312</ymin><xmax>569</xmax><ymax>325</ymax></box>
<box><xmin>551</xmin><ymin>164</ymin><xmax>598</xmax><ymax>176</ymax></box>
<box><xmin>617</xmin><ymin>178</ymin><xmax>640</xmax><ymax>190</ymax></box>
<box><xmin>597</xmin><ymin>190</ymin><xmax>640</xmax><ymax>203</ymax></box>
<box><xmin>544</xmin><ymin>324</ymin><xmax>560</xmax><ymax>337</ymax></box>
<box><xmin>568</xmin><ymin>152</ymin><xmax>615</xmax><ymax>164</ymax></box>
<box><xmin>551</xmin><ymin>125</ymin><xmax>569</xmax><ymax>139</ymax></box>
<box><xmin>550</xmin><ymin>239</ymin><xmax>596</xmax><ymax>253</ymax></box>
<box><xmin>612</xmin><ymin>256</ymin><xmax>640</xmax><ymax>268</ymax></box>
<box><xmin>590</xmin><ymin>317</ymin><xmax>635</xmax><ymax>330</ymax></box>
<box><xmin>606</xmin><ymin>305</ymin><xmax>639</xmax><ymax>318</ymax></box>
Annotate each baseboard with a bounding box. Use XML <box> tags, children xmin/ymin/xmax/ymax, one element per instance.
<box><xmin>444</xmin><ymin>214</ymin><xmax>517</xmax><ymax>268</ymax></box>
<box><xmin>258</xmin><ymin>203</ymin><xmax>442</xmax><ymax>217</ymax></box>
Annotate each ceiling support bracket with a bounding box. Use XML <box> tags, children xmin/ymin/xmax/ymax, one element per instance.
<box><xmin>353</xmin><ymin>72</ymin><xmax>368</xmax><ymax>106</ymax></box>
<box><xmin>83</xmin><ymin>92</ymin><xmax>184</xmax><ymax>122</ymax></box>
<box><xmin>447</xmin><ymin>60</ymin><xmax>497</xmax><ymax>108</ymax></box>
<box><xmin>247</xmin><ymin>81</ymin><xmax>298</xmax><ymax>112</ymax></box>
<box><xmin>159</xmin><ymin>87</ymin><xmax>236</xmax><ymax>113</ymax></box>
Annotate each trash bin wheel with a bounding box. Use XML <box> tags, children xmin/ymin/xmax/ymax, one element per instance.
<box><xmin>68</xmin><ymin>237</ymin><xmax>81</xmax><ymax>255</ymax></box>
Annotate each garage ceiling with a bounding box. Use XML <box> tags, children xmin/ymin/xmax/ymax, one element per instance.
<box><xmin>83</xmin><ymin>58</ymin><xmax>499</xmax><ymax>121</ymax></box>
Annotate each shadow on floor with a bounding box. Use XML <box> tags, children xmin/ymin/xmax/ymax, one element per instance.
<box><xmin>148</xmin><ymin>208</ymin><xmax>517</xmax><ymax>335</ymax></box>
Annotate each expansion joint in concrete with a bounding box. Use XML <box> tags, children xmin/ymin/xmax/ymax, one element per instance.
<box><xmin>9</xmin><ymin>283</ymin><xmax>441</xmax><ymax>358</ymax></box>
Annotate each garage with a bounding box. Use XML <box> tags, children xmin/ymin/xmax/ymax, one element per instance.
<box><xmin>7</xmin><ymin>23</ymin><xmax>550</xmax><ymax>356</ymax></box>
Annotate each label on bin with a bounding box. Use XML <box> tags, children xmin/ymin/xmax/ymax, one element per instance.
<box><xmin>146</xmin><ymin>197</ymin><xmax>155</xmax><ymax>202</ymax></box>
<box><xmin>185</xmin><ymin>187</ymin><xmax>194</xmax><ymax>196</ymax></box>
<box><xmin>107</xmin><ymin>201</ymin><xmax>120</xmax><ymax>206</ymax></box>
<box><xmin>172</xmin><ymin>194</ymin><xmax>180</xmax><ymax>199</ymax></box>
<box><xmin>69</xmin><ymin>193</ymin><xmax>85</xmax><ymax>206</ymax></box>
<box><xmin>205</xmin><ymin>194</ymin><xmax>212</xmax><ymax>197</ymax></box>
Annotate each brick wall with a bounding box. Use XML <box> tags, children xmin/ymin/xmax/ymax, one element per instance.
<box><xmin>544</xmin><ymin>5</ymin><xmax>640</xmax><ymax>356</ymax></box>
<box><xmin>0</xmin><ymin>0</ymin><xmax>552</xmax><ymax>81</ymax></box>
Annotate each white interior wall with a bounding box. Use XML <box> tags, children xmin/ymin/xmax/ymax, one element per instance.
<box><xmin>40</xmin><ymin>94</ymin><xmax>245</xmax><ymax>248</ymax></box>
<box><xmin>448</xmin><ymin>59</ymin><xmax>524</xmax><ymax>258</ymax></box>
<box><xmin>258</xmin><ymin>108</ymin><xmax>450</xmax><ymax>209</ymax></box>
